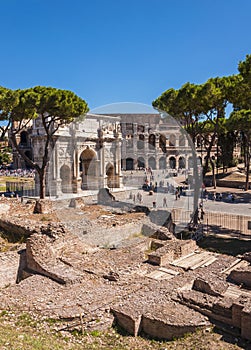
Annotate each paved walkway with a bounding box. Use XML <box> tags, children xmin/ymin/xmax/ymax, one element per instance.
<box><xmin>47</xmin><ymin>184</ymin><xmax>251</xmax><ymax>217</ymax></box>
<box><xmin>202</xmin><ymin>186</ymin><xmax>251</xmax><ymax>216</ymax></box>
<box><xmin>122</xmin><ymin>186</ymin><xmax>251</xmax><ymax>217</ymax></box>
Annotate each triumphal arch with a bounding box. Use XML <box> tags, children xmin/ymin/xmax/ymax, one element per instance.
<box><xmin>31</xmin><ymin>113</ymin><xmax>123</xmax><ymax>197</ymax></box>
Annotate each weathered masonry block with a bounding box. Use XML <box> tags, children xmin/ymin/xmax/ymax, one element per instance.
<box><xmin>241</xmin><ymin>304</ymin><xmax>251</xmax><ymax>341</ymax></box>
<box><xmin>228</xmin><ymin>266</ymin><xmax>251</xmax><ymax>288</ymax></box>
<box><xmin>147</xmin><ymin>239</ymin><xmax>196</xmax><ymax>266</ymax></box>
<box><xmin>111</xmin><ymin>307</ymin><xmax>142</xmax><ymax>336</ymax></box>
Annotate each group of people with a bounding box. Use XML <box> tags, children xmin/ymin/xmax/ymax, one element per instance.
<box><xmin>203</xmin><ymin>190</ymin><xmax>236</xmax><ymax>202</ymax></box>
<box><xmin>129</xmin><ymin>191</ymin><xmax>143</xmax><ymax>203</ymax></box>
<box><xmin>0</xmin><ymin>168</ymin><xmax>35</xmax><ymax>178</ymax></box>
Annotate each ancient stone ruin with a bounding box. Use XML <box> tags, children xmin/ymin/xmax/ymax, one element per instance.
<box><xmin>0</xmin><ymin>196</ymin><xmax>251</xmax><ymax>343</ymax></box>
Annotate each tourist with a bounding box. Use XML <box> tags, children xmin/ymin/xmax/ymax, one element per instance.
<box><xmin>163</xmin><ymin>197</ymin><xmax>167</xmax><ymax>207</ymax></box>
<box><xmin>200</xmin><ymin>209</ymin><xmax>204</xmax><ymax>221</ymax></box>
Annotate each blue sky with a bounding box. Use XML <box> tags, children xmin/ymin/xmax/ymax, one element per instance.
<box><xmin>0</xmin><ymin>0</ymin><xmax>250</xmax><ymax>111</ymax></box>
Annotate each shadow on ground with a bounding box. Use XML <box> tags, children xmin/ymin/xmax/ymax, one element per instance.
<box><xmin>213</xmin><ymin>323</ymin><xmax>251</xmax><ymax>350</ymax></box>
<box><xmin>198</xmin><ymin>233</ymin><xmax>251</xmax><ymax>256</ymax></box>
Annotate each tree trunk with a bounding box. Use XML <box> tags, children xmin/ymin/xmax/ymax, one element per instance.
<box><xmin>185</xmin><ymin>134</ymin><xmax>200</xmax><ymax>227</ymax></box>
<box><xmin>210</xmin><ymin>158</ymin><xmax>216</xmax><ymax>189</ymax></box>
<box><xmin>202</xmin><ymin>132</ymin><xmax>217</xmax><ymax>179</ymax></box>
<box><xmin>39</xmin><ymin>170</ymin><xmax>46</xmax><ymax>199</ymax></box>
<box><xmin>245</xmin><ymin>147</ymin><xmax>250</xmax><ymax>191</ymax></box>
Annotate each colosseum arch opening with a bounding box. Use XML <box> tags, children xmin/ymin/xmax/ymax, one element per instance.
<box><xmin>148</xmin><ymin>134</ymin><xmax>156</xmax><ymax>149</ymax></box>
<box><xmin>126</xmin><ymin>157</ymin><xmax>134</xmax><ymax>170</ymax></box>
<box><xmin>159</xmin><ymin>134</ymin><xmax>167</xmax><ymax>153</ymax></box>
<box><xmin>137</xmin><ymin>134</ymin><xmax>145</xmax><ymax>150</ymax></box>
<box><xmin>159</xmin><ymin>156</ymin><xmax>166</xmax><ymax>169</ymax></box>
<box><xmin>169</xmin><ymin>156</ymin><xmax>176</xmax><ymax>169</ymax></box>
<box><xmin>178</xmin><ymin>156</ymin><xmax>186</xmax><ymax>169</ymax></box>
<box><xmin>148</xmin><ymin>156</ymin><xmax>156</xmax><ymax>170</ymax></box>
<box><xmin>169</xmin><ymin>134</ymin><xmax>176</xmax><ymax>147</ymax></box>
<box><xmin>179</xmin><ymin>134</ymin><xmax>185</xmax><ymax>147</ymax></box>
<box><xmin>137</xmin><ymin>157</ymin><xmax>145</xmax><ymax>169</ymax></box>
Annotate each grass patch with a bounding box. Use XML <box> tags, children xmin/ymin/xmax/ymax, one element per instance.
<box><xmin>0</xmin><ymin>311</ymin><xmax>246</xmax><ymax>349</ymax></box>
<box><xmin>0</xmin><ymin>229</ymin><xmax>27</xmax><ymax>244</ymax></box>
<box><xmin>40</xmin><ymin>215</ymin><xmax>52</xmax><ymax>222</ymax></box>
<box><xmin>0</xmin><ymin>176</ymin><xmax>34</xmax><ymax>192</ymax></box>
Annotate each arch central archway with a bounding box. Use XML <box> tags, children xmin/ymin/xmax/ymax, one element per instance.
<box><xmin>80</xmin><ymin>147</ymin><xmax>98</xmax><ymax>190</ymax></box>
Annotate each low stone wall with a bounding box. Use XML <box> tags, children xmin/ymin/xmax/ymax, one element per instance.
<box><xmin>142</xmin><ymin>316</ymin><xmax>203</xmax><ymax>340</ymax></box>
<box><xmin>232</xmin><ymin>296</ymin><xmax>248</xmax><ymax>328</ymax></box>
<box><xmin>216</xmin><ymin>180</ymin><xmax>244</xmax><ymax>188</ymax></box>
<box><xmin>241</xmin><ymin>304</ymin><xmax>251</xmax><ymax>341</ymax></box>
<box><xmin>148</xmin><ymin>245</ymin><xmax>174</xmax><ymax>266</ymax></box>
<box><xmin>193</xmin><ymin>277</ymin><xmax>228</xmax><ymax>297</ymax></box>
<box><xmin>111</xmin><ymin>308</ymin><xmax>142</xmax><ymax>336</ymax></box>
<box><xmin>174</xmin><ymin>240</ymin><xmax>197</xmax><ymax>259</ymax></box>
<box><xmin>228</xmin><ymin>267</ymin><xmax>251</xmax><ymax>288</ymax></box>
<box><xmin>147</xmin><ymin>239</ymin><xmax>196</xmax><ymax>266</ymax></box>
<box><xmin>212</xmin><ymin>298</ymin><xmax>233</xmax><ymax>319</ymax></box>
<box><xmin>180</xmin><ymin>284</ymin><xmax>251</xmax><ymax>341</ymax></box>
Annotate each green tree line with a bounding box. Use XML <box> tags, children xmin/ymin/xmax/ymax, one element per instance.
<box><xmin>153</xmin><ymin>54</ymin><xmax>251</xmax><ymax>191</ymax></box>
<box><xmin>0</xmin><ymin>86</ymin><xmax>88</xmax><ymax>198</ymax></box>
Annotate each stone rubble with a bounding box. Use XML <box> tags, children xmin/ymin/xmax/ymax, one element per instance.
<box><xmin>0</xmin><ymin>196</ymin><xmax>251</xmax><ymax>341</ymax></box>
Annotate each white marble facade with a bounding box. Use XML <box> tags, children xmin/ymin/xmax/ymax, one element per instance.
<box><xmin>31</xmin><ymin>113</ymin><xmax>123</xmax><ymax>196</ymax></box>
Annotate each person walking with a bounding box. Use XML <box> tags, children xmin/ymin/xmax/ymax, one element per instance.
<box><xmin>163</xmin><ymin>197</ymin><xmax>167</xmax><ymax>207</ymax></box>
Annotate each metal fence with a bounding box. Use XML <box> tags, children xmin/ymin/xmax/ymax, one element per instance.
<box><xmin>171</xmin><ymin>208</ymin><xmax>251</xmax><ymax>236</ymax></box>
<box><xmin>6</xmin><ymin>181</ymin><xmax>35</xmax><ymax>197</ymax></box>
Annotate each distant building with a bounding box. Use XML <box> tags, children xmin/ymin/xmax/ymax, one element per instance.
<box><xmin>111</xmin><ymin>113</ymin><xmax>193</xmax><ymax>171</ymax></box>
<box><xmin>11</xmin><ymin>121</ymin><xmax>33</xmax><ymax>169</ymax></box>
